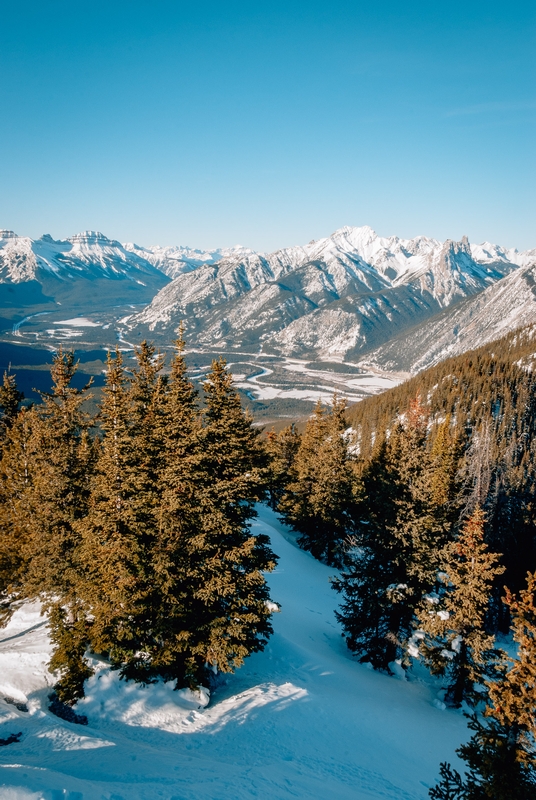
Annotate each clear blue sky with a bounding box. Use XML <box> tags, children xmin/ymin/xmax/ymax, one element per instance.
<box><xmin>1</xmin><ymin>0</ymin><xmax>534</xmax><ymax>251</ymax></box>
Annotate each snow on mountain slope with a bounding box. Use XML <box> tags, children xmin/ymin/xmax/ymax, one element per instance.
<box><xmin>359</xmin><ymin>261</ymin><xmax>536</xmax><ymax>374</ymax></box>
<box><xmin>0</xmin><ymin>230</ymin><xmax>171</xmax><ymax>313</ymax></box>
<box><xmin>2</xmin><ymin>225</ymin><xmax>534</xmax><ymax>368</ymax></box>
<box><xmin>123</xmin><ymin>241</ymin><xmax>256</xmax><ymax>280</ymax></box>
<box><xmin>128</xmin><ymin>226</ymin><xmax>526</xmax><ymax>359</ymax></box>
<box><xmin>0</xmin><ymin>506</ymin><xmax>468</xmax><ymax>800</ymax></box>
<box><xmin>0</xmin><ymin>231</ymin><xmax>169</xmax><ymax>285</ymax></box>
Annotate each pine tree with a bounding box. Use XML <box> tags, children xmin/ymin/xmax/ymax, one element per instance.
<box><xmin>393</xmin><ymin>397</ymin><xmax>455</xmax><ymax>602</ymax></box>
<box><xmin>184</xmin><ymin>357</ymin><xmax>277</xmax><ymax>679</ymax></box>
<box><xmin>429</xmin><ymin>416</ymin><xmax>462</xmax><ymax>519</ymax></box>
<box><xmin>430</xmin><ymin>714</ymin><xmax>536</xmax><ymax>800</ymax></box>
<box><xmin>24</xmin><ymin>350</ymin><xmax>94</xmax><ymax>598</ymax></box>
<box><xmin>0</xmin><ymin>406</ymin><xmax>38</xmax><ymax>621</ymax></box>
<box><xmin>147</xmin><ymin>332</ymin><xmax>205</xmax><ymax>685</ymax></box>
<box><xmin>335</xmin><ymin>397</ymin><xmax>459</xmax><ymax>671</ymax></box>
<box><xmin>264</xmin><ymin>423</ymin><xmax>301</xmax><ymax>510</ymax></box>
<box><xmin>429</xmin><ymin>762</ymin><xmax>465</xmax><ymax>799</ymax></box>
<box><xmin>0</xmin><ymin>370</ymin><xmax>24</xmax><ymax>443</ymax></box>
<box><xmin>429</xmin><ymin>573</ymin><xmax>536</xmax><ymax>798</ymax></box>
<box><xmin>0</xmin><ymin>369</ymin><xmax>29</xmax><ymax>617</ymax></box>
<box><xmin>487</xmin><ymin>571</ymin><xmax>536</xmax><ymax>752</ymax></box>
<box><xmin>415</xmin><ymin>508</ymin><xmax>505</xmax><ymax>707</ymax></box>
<box><xmin>333</xmin><ymin>434</ymin><xmax>407</xmax><ymax>670</ymax></box>
<box><xmin>79</xmin><ymin>345</ymin><xmax>165</xmax><ymax>684</ymax></box>
<box><xmin>13</xmin><ymin>349</ymin><xmax>96</xmax><ymax>701</ymax></box>
<box><xmin>279</xmin><ymin>396</ymin><xmax>357</xmax><ymax>566</ymax></box>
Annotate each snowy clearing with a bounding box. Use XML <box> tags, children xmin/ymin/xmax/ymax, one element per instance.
<box><xmin>53</xmin><ymin>318</ymin><xmax>101</xmax><ymax>327</ymax></box>
<box><xmin>0</xmin><ymin>506</ymin><xmax>468</xmax><ymax>799</ymax></box>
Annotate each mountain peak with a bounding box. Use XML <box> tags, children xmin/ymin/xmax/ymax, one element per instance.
<box><xmin>332</xmin><ymin>225</ymin><xmax>378</xmax><ymax>241</ymax></box>
<box><xmin>0</xmin><ymin>230</ymin><xmax>19</xmax><ymax>240</ymax></box>
<box><xmin>68</xmin><ymin>231</ymin><xmax>114</xmax><ymax>244</ymax></box>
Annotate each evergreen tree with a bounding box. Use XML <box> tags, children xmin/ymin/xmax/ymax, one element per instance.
<box><xmin>346</xmin><ymin>323</ymin><xmax>536</xmax><ymax>605</ymax></box>
<box><xmin>429</xmin><ymin>762</ymin><xmax>465</xmax><ymax>799</ymax></box>
<box><xmin>279</xmin><ymin>396</ymin><xmax>356</xmax><ymax>566</ymax></box>
<box><xmin>335</xmin><ymin>398</ymin><xmax>461</xmax><ymax>671</ymax></box>
<box><xmin>148</xmin><ymin>332</ymin><xmax>205</xmax><ymax>685</ymax></box>
<box><xmin>428</xmin><ymin>560</ymin><xmax>536</xmax><ymax>799</ymax></box>
<box><xmin>81</xmin><ymin>350</ymin><xmax>278</xmax><ymax>690</ymax></box>
<box><xmin>487</xmin><ymin>571</ymin><xmax>536</xmax><ymax>752</ymax></box>
<box><xmin>186</xmin><ymin>358</ymin><xmax>277</xmax><ymax>679</ymax></box>
<box><xmin>0</xmin><ymin>406</ymin><xmax>38</xmax><ymax>621</ymax></box>
<box><xmin>333</xmin><ymin>434</ymin><xmax>408</xmax><ymax>670</ymax></box>
<box><xmin>24</xmin><ymin>349</ymin><xmax>94</xmax><ymax>600</ymax></box>
<box><xmin>0</xmin><ymin>370</ymin><xmax>24</xmax><ymax>443</ymax></box>
<box><xmin>392</xmin><ymin>397</ymin><xmax>456</xmax><ymax>606</ymax></box>
<box><xmin>429</xmin><ymin>416</ymin><xmax>462</xmax><ymax>519</ymax></box>
<box><xmin>0</xmin><ymin>369</ymin><xmax>30</xmax><ymax>616</ymax></box>
<box><xmin>415</xmin><ymin>508</ymin><xmax>505</xmax><ymax>707</ymax></box>
<box><xmin>13</xmin><ymin>349</ymin><xmax>96</xmax><ymax>700</ymax></box>
<box><xmin>264</xmin><ymin>423</ymin><xmax>300</xmax><ymax>510</ymax></box>
<box><xmin>429</xmin><ymin>713</ymin><xmax>536</xmax><ymax>800</ymax></box>
<box><xmin>79</xmin><ymin>345</ymin><xmax>165</xmax><ymax>684</ymax></box>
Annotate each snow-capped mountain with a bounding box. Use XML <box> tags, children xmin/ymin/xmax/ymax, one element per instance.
<box><xmin>123</xmin><ymin>241</ymin><xmax>256</xmax><ymax>280</ymax></box>
<box><xmin>0</xmin><ymin>230</ymin><xmax>165</xmax><ymax>284</ymax></box>
<box><xmin>126</xmin><ymin>226</ymin><xmax>531</xmax><ymax>358</ymax></box>
<box><xmin>2</xmin><ymin>225</ymin><xmax>535</xmax><ymax>376</ymax></box>
<box><xmin>358</xmin><ymin>259</ymin><xmax>536</xmax><ymax>374</ymax></box>
<box><xmin>0</xmin><ymin>230</ymin><xmax>170</xmax><ymax>308</ymax></box>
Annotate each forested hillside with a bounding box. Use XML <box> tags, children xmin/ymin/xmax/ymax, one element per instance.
<box><xmin>345</xmin><ymin>322</ymin><xmax>536</xmax><ymax>604</ymax></box>
<box><xmin>1</xmin><ymin>327</ymin><xmax>535</xmax><ymax>798</ymax></box>
<box><xmin>269</xmin><ymin>323</ymin><xmax>536</xmax><ymax>797</ymax></box>
<box><xmin>0</xmin><ymin>336</ymin><xmax>277</xmax><ymax>705</ymax></box>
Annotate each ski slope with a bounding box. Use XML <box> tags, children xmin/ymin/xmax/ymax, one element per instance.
<box><xmin>0</xmin><ymin>506</ymin><xmax>469</xmax><ymax>799</ymax></box>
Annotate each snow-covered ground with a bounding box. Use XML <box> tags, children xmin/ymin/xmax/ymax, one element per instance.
<box><xmin>0</xmin><ymin>507</ymin><xmax>468</xmax><ymax>800</ymax></box>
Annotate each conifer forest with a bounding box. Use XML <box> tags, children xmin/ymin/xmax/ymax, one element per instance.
<box><xmin>1</xmin><ymin>325</ymin><xmax>536</xmax><ymax>798</ymax></box>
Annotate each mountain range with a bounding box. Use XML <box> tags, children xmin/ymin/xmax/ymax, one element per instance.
<box><xmin>127</xmin><ymin>225</ymin><xmax>534</xmax><ymax>359</ymax></box>
<box><xmin>1</xmin><ymin>225</ymin><xmax>535</xmax><ymax>417</ymax></box>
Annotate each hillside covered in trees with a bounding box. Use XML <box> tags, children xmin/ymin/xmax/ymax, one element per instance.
<box><xmin>267</xmin><ymin>323</ymin><xmax>536</xmax><ymax>797</ymax></box>
<box><xmin>0</xmin><ymin>336</ymin><xmax>277</xmax><ymax>705</ymax></box>
<box><xmin>1</xmin><ymin>325</ymin><xmax>535</xmax><ymax>798</ymax></box>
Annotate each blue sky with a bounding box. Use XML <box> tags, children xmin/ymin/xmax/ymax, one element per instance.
<box><xmin>1</xmin><ymin>0</ymin><xmax>534</xmax><ymax>250</ymax></box>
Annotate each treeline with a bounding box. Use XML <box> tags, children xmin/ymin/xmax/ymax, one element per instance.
<box><xmin>0</xmin><ymin>336</ymin><xmax>277</xmax><ymax>703</ymax></box>
<box><xmin>267</xmin><ymin>324</ymin><xmax>536</xmax><ymax>797</ymax></box>
<box><xmin>348</xmin><ymin>323</ymin><xmax>536</xmax><ymax>606</ymax></box>
<box><xmin>1</xmin><ymin>325</ymin><xmax>534</xmax><ymax>795</ymax></box>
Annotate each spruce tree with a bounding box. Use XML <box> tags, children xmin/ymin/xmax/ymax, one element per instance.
<box><xmin>335</xmin><ymin>398</ymin><xmax>460</xmax><ymax>671</ymax></box>
<box><xmin>333</xmin><ymin>434</ymin><xmax>408</xmax><ymax>670</ymax></box>
<box><xmin>186</xmin><ymin>357</ymin><xmax>277</xmax><ymax>679</ymax></box>
<box><xmin>279</xmin><ymin>396</ymin><xmax>356</xmax><ymax>566</ymax></box>
<box><xmin>430</xmin><ymin>714</ymin><xmax>536</xmax><ymax>800</ymax></box>
<box><xmin>264</xmin><ymin>423</ymin><xmax>301</xmax><ymax>510</ymax></box>
<box><xmin>415</xmin><ymin>508</ymin><xmax>505</xmax><ymax>707</ymax></box>
<box><xmin>14</xmin><ymin>349</ymin><xmax>96</xmax><ymax>701</ymax></box>
<box><xmin>24</xmin><ymin>350</ymin><xmax>94</xmax><ymax>597</ymax></box>
<box><xmin>392</xmin><ymin>398</ymin><xmax>454</xmax><ymax>601</ymax></box>
<box><xmin>0</xmin><ymin>406</ymin><xmax>38</xmax><ymax>621</ymax></box>
<box><xmin>429</xmin><ymin>570</ymin><xmax>536</xmax><ymax>798</ymax></box>
<box><xmin>487</xmin><ymin>571</ymin><xmax>536</xmax><ymax>752</ymax></box>
<box><xmin>429</xmin><ymin>762</ymin><xmax>465</xmax><ymax>799</ymax></box>
<box><xmin>148</xmin><ymin>333</ymin><xmax>205</xmax><ymax>685</ymax></box>
<box><xmin>0</xmin><ymin>370</ymin><xmax>24</xmax><ymax>443</ymax></box>
<box><xmin>79</xmin><ymin>345</ymin><xmax>165</xmax><ymax>684</ymax></box>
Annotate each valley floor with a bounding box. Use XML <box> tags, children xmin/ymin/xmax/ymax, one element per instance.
<box><xmin>0</xmin><ymin>507</ymin><xmax>468</xmax><ymax>800</ymax></box>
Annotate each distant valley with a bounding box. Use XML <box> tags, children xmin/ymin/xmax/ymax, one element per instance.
<box><xmin>1</xmin><ymin>226</ymin><xmax>535</xmax><ymax>420</ymax></box>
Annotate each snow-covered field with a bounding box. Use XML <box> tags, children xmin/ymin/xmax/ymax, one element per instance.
<box><xmin>0</xmin><ymin>507</ymin><xmax>468</xmax><ymax>800</ymax></box>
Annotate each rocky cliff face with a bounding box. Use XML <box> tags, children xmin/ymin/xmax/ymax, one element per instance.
<box><xmin>0</xmin><ymin>230</ymin><xmax>170</xmax><ymax>308</ymax></box>
<box><xmin>358</xmin><ymin>260</ymin><xmax>536</xmax><ymax>374</ymax></box>
<box><xmin>125</xmin><ymin>226</ymin><xmax>530</xmax><ymax>359</ymax></box>
<box><xmin>2</xmin><ymin>224</ymin><xmax>535</xmax><ymax>371</ymax></box>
